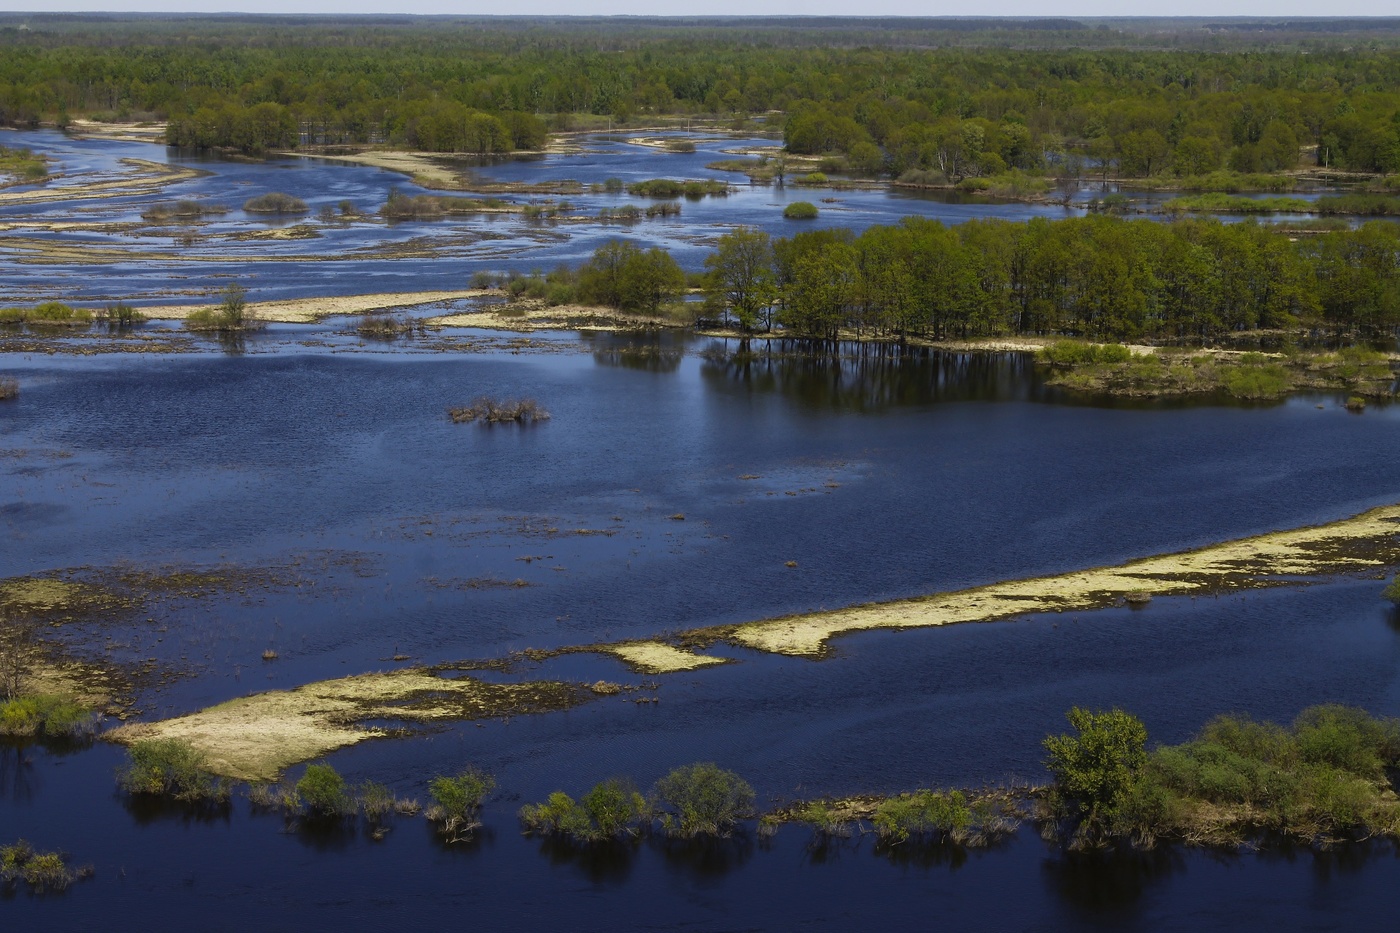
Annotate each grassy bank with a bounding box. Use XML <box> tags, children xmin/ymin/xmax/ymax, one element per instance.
<box><xmin>1037</xmin><ymin>341</ymin><xmax>1395</xmax><ymax>400</ymax></box>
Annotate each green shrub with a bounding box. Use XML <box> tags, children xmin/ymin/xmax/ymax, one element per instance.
<box><xmin>1219</xmin><ymin>362</ymin><xmax>1290</xmax><ymax>399</ymax></box>
<box><xmin>358</xmin><ymin>781</ymin><xmax>395</xmax><ymax>821</ymax></box>
<box><xmin>1037</xmin><ymin>340</ymin><xmax>1136</xmax><ymax>367</ymax></box>
<box><xmin>783</xmin><ymin>201</ymin><xmax>819</xmax><ymax>220</ymax></box>
<box><xmin>427</xmin><ymin>767</ymin><xmax>495</xmax><ymax>840</ymax></box>
<box><xmin>520</xmin><ymin>779</ymin><xmax>650</xmax><ymax>843</ymax></box>
<box><xmin>653</xmin><ymin>762</ymin><xmax>755</xmax><ymax>838</ymax></box>
<box><xmin>872</xmin><ymin>790</ymin><xmax>974</xmax><ymax>844</ymax></box>
<box><xmin>1383</xmin><ymin>575</ymin><xmax>1400</xmax><ymax>604</ymax></box>
<box><xmin>0</xmin><ymin>695</ymin><xmax>93</xmax><ymax>738</ymax></box>
<box><xmin>185</xmin><ymin>284</ymin><xmax>255</xmax><ymax>332</ymax></box>
<box><xmin>119</xmin><ymin>738</ymin><xmax>228</xmax><ymax>802</ymax></box>
<box><xmin>1</xmin><ymin>841</ymin><xmax>76</xmax><ymax>893</ymax></box>
<box><xmin>243</xmin><ymin>192</ymin><xmax>308</xmax><ymax>214</ymax></box>
<box><xmin>296</xmin><ymin>763</ymin><xmax>352</xmax><ymax>816</ymax></box>
<box><xmin>1043</xmin><ymin>707</ymin><xmax>1148</xmax><ymax>841</ymax></box>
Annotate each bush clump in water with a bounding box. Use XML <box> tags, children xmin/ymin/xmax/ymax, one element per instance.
<box><xmin>653</xmin><ymin>762</ymin><xmax>754</xmax><ymax>838</ymax></box>
<box><xmin>1</xmin><ymin>840</ymin><xmax>84</xmax><ymax>893</ymax></box>
<box><xmin>185</xmin><ymin>284</ymin><xmax>258</xmax><ymax>332</ymax></box>
<box><xmin>0</xmin><ymin>377</ymin><xmax>16</xmax><ymax>400</ymax></box>
<box><xmin>295</xmin><ymin>763</ymin><xmax>354</xmax><ymax>817</ymax></box>
<box><xmin>142</xmin><ymin>199</ymin><xmax>228</xmax><ymax>222</ymax></box>
<box><xmin>243</xmin><ymin>192</ymin><xmax>309</xmax><ymax>214</ymax></box>
<box><xmin>448</xmin><ymin>396</ymin><xmax>550</xmax><ymax>424</ymax></box>
<box><xmin>783</xmin><ymin>200</ymin><xmax>819</xmax><ymax>220</ymax></box>
<box><xmin>426</xmin><ymin>767</ymin><xmax>495</xmax><ymax>841</ymax></box>
<box><xmin>519</xmin><ymin>779</ymin><xmax>650</xmax><ymax>843</ymax></box>
<box><xmin>0</xmin><ymin>695</ymin><xmax>95</xmax><ymax>739</ymax></box>
<box><xmin>118</xmin><ymin>737</ymin><xmax>229</xmax><ymax>802</ymax></box>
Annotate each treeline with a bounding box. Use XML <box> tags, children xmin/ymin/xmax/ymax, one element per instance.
<box><xmin>698</xmin><ymin>218</ymin><xmax>1400</xmax><ymax>340</ymax></box>
<box><xmin>2</xmin><ymin>22</ymin><xmax>1400</xmax><ymax>171</ymax></box>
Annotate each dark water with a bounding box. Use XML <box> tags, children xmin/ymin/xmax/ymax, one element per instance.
<box><xmin>3</xmin><ymin>332</ymin><xmax>1400</xmax><ymax>927</ymax></box>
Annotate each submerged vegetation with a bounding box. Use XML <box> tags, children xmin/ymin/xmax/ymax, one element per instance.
<box><xmin>185</xmin><ymin>284</ymin><xmax>259</xmax><ymax>332</ymax></box>
<box><xmin>119</xmin><ymin>737</ymin><xmax>229</xmax><ymax>803</ymax></box>
<box><xmin>379</xmin><ymin>188</ymin><xmax>508</xmax><ymax>220</ymax></box>
<box><xmin>448</xmin><ymin>396</ymin><xmax>550</xmax><ymax>424</ymax></box>
<box><xmin>0</xmin><ymin>695</ymin><xmax>94</xmax><ymax>739</ymax></box>
<box><xmin>427</xmin><ymin>768</ymin><xmax>496</xmax><ymax>841</ymax></box>
<box><xmin>1</xmin><ymin>841</ymin><xmax>86</xmax><ymax>893</ymax></box>
<box><xmin>0</xmin><ymin>302</ymin><xmax>93</xmax><ymax>327</ymax></box>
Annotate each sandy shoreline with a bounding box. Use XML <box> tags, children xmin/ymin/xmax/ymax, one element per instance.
<box><xmin>143</xmin><ymin>289</ymin><xmax>491</xmax><ymax>323</ymax></box>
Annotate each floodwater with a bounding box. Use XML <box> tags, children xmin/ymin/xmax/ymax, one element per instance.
<box><xmin>3</xmin><ymin>133</ymin><xmax>1400</xmax><ymax>930</ymax></box>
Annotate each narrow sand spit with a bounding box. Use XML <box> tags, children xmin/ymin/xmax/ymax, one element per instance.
<box><xmin>428</xmin><ymin>302</ymin><xmax>677</xmax><ymax>331</ymax></box>
<box><xmin>65</xmin><ymin>119</ymin><xmax>168</xmax><ymax>144</ymax></box>
<box><xmin>101</xmin><ymin>505</ymin><xmax>1400</xmax><ymax>776</ymax></box>
<box><xmin>0</xmin><ymin>159</ymin><xmax>204</xmax><ymax>206</ymax></box>
<box><xmin>607</xmin><ymin>642</ymin><xmax>730</xmax><ymax>674</ymax></box>
<box><xmin>109</xmin><ymin>669</ymin><xmax>584</xmax><ymax>781</ymax></box>
<box><xmin>146</xmin><ymin>289</ymin><xmax>491</xmax><ymax>323</ymax></box>
<box><xmin>722</xmin><ymin>504</ymin><xmax>1400</xmax><ymax>657</ymax></box>
<box><xmin>289</xmin><ymin>149</ymin><xmax>467</xmax><ymax>189</ymax></box>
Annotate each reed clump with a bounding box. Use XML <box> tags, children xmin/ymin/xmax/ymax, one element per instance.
<box><xmin>448</xmin><ymin>396</ymin><xmax>550</xmax><ymax>424</ymax></box>
<box><xmin>1</xmin><ymin>841</ymin><xmax>84</xmax><ymax>893</ymax></box>
<box><xmin>426</xmin><ymin>767</ymin><xmax>495</xmax><ymax>841</ymax></box>
<box><xmin>243</xmin><ymin>192</ymin><xmax>309</xmax><ymax>214</ymax></box>
<box><xmin>355</xmin><ymin>314</ymin><xmax>415</xmax><ymax>339</ymax></box>
<box><xmin>118</xmin><ymin>737</ymin><xmax>229</xmax><ymax>803</ymax></box>
<box><xmin>519</xmin><ymin>779</ymin><xmax>650</xmax><ymax>843</ymax></box>
<box><xmin>0</xmin><ymin>696</ymin><xmax>95</xmax><ymax>739</ymax></box>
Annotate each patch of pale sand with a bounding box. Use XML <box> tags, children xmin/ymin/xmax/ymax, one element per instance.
<box><xmin>146</xmin><ymin>289</ymin><xmax>491</xmax><ymax>323</ymax></box>
<box><xmin>608</xmin><ymin>642</ymin><xmax>729</xmax><ymax>674</ymax></box>
<box><xmin>109</xmin><ymin>669</ymin><xmax>578</xmax><ymax>781</ymax></box>
<box><xmin>428</xmin><ymin>302</ymin><xmax>678</xmax><ymax>332</ymax></box>
<box><xmin>228</xmin><ymin>224</ymin><xmax>321</xmax><ymax>242</ymax></box>
<box><xmin>729</xmin><ymin>505</ymin><xmax>1400</xmax><ymax>657</ymax></box>
<box><xmin>66</xmin><ymin>119</ymin><xmax>168</xmax><ymax>144</ymax></box>
<box><xmin>0</xmin><ymin>159</ymin><xmax>203</xmax><ymax>206</ymax></box>
<box><xmin>288</xmin><ymin>150</ymin><xmax>465</xmax><ymax>189</ymax></box>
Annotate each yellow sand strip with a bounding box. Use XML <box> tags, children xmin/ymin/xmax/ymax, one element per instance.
<box><xmin>608</xmin><ymin>642</ymin><xmax>729</xmax><ymax>674</ymax></box>
<box><xmin>145</xmin><ymin>289</ymin><xmax>490</xmax><ymax>323</ymax></box>
<box><xmin>727</xmin><ymin>505</ymin><xmax>1400</xmax><ymax>656</ymax></box>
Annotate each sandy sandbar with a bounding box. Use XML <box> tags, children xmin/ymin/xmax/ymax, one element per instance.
<box><xmin>146</xmin><ymin>289</ymin><xmax>491</xmax><ymax>323</ymax></box>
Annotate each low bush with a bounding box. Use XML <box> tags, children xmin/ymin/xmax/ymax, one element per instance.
<box><xmin>1037</xmin><ymin>340</ymin><xmax>1136</xmax><ymax>367</ymax></box>
<box><xmin>97</xmin><ymin>303</ymin><xmax>144</xmax><ymax>326</ymax></box>
<box><xmin>185</xmin><ymin>284</ymin><xmax>257</xmax><ymax>332</ymax></box>
<box><xmin>0</xmin><ymin>695</ymin><xmax>94</xmax><ymax>738</ymax></box>
<box><xmin>427</xmin><ymin>767</ymin><xmax>495</xmax><ymax>841</ymax></box>
<box><xmin>1218</xmin><ymin>361</ymin><xmax>1290</xmax><ymax>399</ymax></box>
<box><xmin>783</xmin><ymin>201</ymin><xmax>819</xmax><ymax>220</ymax></box>
<box><xmin>119</xmin><ymin>738</ymin><xmax>228</xmax><ymax>802</ymax></box>
<box><xmin>448</xmin><ymin>397</ymin><xmax>550</xmax><ymax>424</ymax></box>
<box><xmin>653</xmin><ymin>762</ymin><xmax>754</xmax><ymax>838</ymax></box>
<box><xmin>0</xmin><ymin>377</ymin><xmax>15</xmax><ymax>400</ymax></box>
<box><xmin>296</xmin><ymin>763</ymin><xmax>353</xmax><ymax>817</ymax></box>
<box><xmin>355</xmin><ymin>314</ymin><xmax>413</xmax><ymax>339</ymax></box>
<box><xmin>1</xmin><ymin>841</ymin><xmax>78</xmax><ymax>893</ymax></box>
<box><xmin>519</xmin><ymin>779</ymin><xmax>650</xmax><ymax>843</ymax></box>
<box><xmin>243</xmin><ymin>192</ymin><xmax>308</xmax><ymax>214</ymax></box>
<box><xmin>872</xmin><ymin>790</ymin><xmax>974</xmax><ymax>844</ymax></box>
<box><xmin>626</xmin><ymin>178</ymin><xmax>727</xmax><ymax>199</ymax></box>
<box><xmin>142</xmin><ymin>200</ymin><xmax>227</xmax><ymax>221</ymax></box>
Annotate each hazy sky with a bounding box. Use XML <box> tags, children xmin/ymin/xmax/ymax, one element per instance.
<box><xmin>2</xmin><ymin>2</ymin><xmax>1398</xmax><ymax>18</ymax></box>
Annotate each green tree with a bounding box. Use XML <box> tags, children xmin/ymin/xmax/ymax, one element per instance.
<box><xmin>1043</xmin><ymin>707</ymin><xmax>1148</xmax><ymax>842</ymax></box>
<box><xmin>704</xmin><ymin>226</ymin><xmax>776</xmax><ymax>330</ymax></box>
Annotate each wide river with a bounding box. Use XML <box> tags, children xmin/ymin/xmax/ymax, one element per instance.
<box><xmin>2</xmin><ymin>131</ymin><xmax>1399</xmax><ymax>930</ymax></box>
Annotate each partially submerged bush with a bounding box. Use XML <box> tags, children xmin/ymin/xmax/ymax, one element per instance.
<box><xmin>1037</xmin><ymin>340</ymin><xmax>1136</xmax><ymax>367</ymax></box>
<box><xmin>0</xmin><ymin>377</ymin><xmax>15</xmax><ymax>401</ymax></box>
<box><xmin>185</xmin><ymin>284</ymin><xmax>258</xmax><ymax>332</ymax></box>
<box><xmin>427</xmin><ymin>767</ymin><xmax>495</xmax><ymax>841</ymax></box>
<box><xmin>0</xmin><ymin>695</ymin><xmax>94</xmax><ymax>739</ymax></box>
<box><xmin>243</xmin><ymin>192</ymin><xmax>308</xmax><ymax>214</ymax></box>
<box><xmin>97</xmin><ymin>303</ymin><xmax>144</xmax><ymax>326</ymax></box>
<box><xmin>448</xmin><ymin>396</ymin><xmax>550</xmax><ymax>424</ymax></box>
<box><xmin>1383</xmin><ymin>575</ymin><xmax>1400</xmax><ymax>604</ymax></box>
<box><xmin>872</xmin><ymin>790</ymin><xmax>975</xmax><ymax>845</ymax></box>
<box><xmin>356</xmin><ymin>314</ymin><xmax>414</xmax><ymax>339</ymax></box>
<box><xmin>783</xmin><ymin>201</ymin><xmax>819</xmax><ymax>220</ymax></box>
<box><xmin>142</xmin><ymin>199</ymin><xmax>227</xmax><ymax>221</ymax></box>
<box><xmin>1</xmin><ymin>841</ymin><xmax>80</xmax><ymax>893</ymax></box>
<box><xmin>119</xmin><ymin>737</ymin><xmax>228</xmax><ymax>802</ymax></box>
<box><xmin>626</xmin><ymin>178</ymin><xmax>727</xmax><ymax>199</ymax></box>
<box><xmin>296</xmin><ymin>763</ymin><xmax>353</xmax><ymax>817</ymax></box>
<box><xmin>653</xmin><ymin>762</ymin><xmax>755</xmax><ymax>838</ymax></box>
<box><xmin>519</xmin><ymin>779</ymin><xmax>650</xmax><ymax>843</ymax></box>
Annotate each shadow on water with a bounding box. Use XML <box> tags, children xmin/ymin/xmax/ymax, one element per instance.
<box><xmin>0</xmin><ymin>743</ymin><xmax>39</xmax><ymax>804</ymax></box>
<box><xmin>532</xmin><ymin>835</ymin><xmax>640</xmax><ymax>884</ymax></box>
<box><xmin>1042</xmin><ymin>845</ymin><xmax>1184</xmax><ymax>916</ymax></box>
<box><xmin>582</xmin><ymin>330</ymin><xmax>686</xmax><ymax>373</ymax></box>
<box><xmin>121</xmin><ymin>792</ymin><xmax>233</xmax><ymax>828</ymax></box>
<box><xmin>698</xmin><ymin>339</ymin><xmax>1045</xmax><ymax>412</ymax></box>
<box><xmin>652</xmin><ymin>833</ymin><xmax>755</xmax><ymax>880</ymax></box>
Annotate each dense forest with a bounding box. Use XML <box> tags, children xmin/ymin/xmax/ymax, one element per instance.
<box><xmin>1</xmin><ymin>15</ymin><xmax>1399</xmax><ymax>176</ymax></box>
<box><xmin>683</xmin><ymin>217</ymin><xmax>1398</xmax><ymax>340</ymax></box>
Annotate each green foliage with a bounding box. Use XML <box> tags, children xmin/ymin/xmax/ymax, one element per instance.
<box><xmin>0</xmin><ymin>695</ymin><xmax>93</xmax><ymax>739</ymax></box>
<box><xmin>626</xmin><ymin>178</ymin><xmax>727</xmax><ymax>199</ymax></box>
<box><xmin>242</xmin><ymin>192</ymin><xmax>308</xmax><ymax>214</ymax></box>
<box><xmin>872</xmin><ymin>790</ymin><xmax>975</xmax><ymax>844</ymax></box>
<box><xmin>295</xmin><ymin>763</ymin><xmax>352</xmax><ymax>816</ymax></box>
<box><xmin>428</xmin><ymin>767</ymin><xmax>495</xmax><ymax>839</ymax></box>
<box><xmin>1038</xmin><ymin>341</ymin><xmax>1135</xmax><ymax>366</ymax></box>
<box><xmin>653</xmin><ymin>762</ymin><xmax>755</xmax><ymax>838</ymax></box>
<box><xmin>1043</xmin><ymin>707</ymin><xmax>1148</xmax><ymax>838</ymax></box>
<box><xmin>577</xmin><ymin>240</ymin><xmax>685</xmax><ymax>313</ymax></box>
<box><xmin>0</xmin><ymin>302</ymin><xmax>92</xmax><ymax>327</ymax></box>
<box><xmin>1382</xmin><ymin>575</ymin><xmax>1400</xmax><ymax>604</ymax></box>
<box><xmin>1</xmin><ymin>841</ymin><xmax>76</xmax><ymax>893</ymax></box>
<box><xmin>1218</xmin><ymin>361</ymin><xmax>1291</xmax><ymax>399</ymax></box>
<box><xmin>704</xmin><ymin>226</ymin><xmax>777</xmax><ymax>330</ymax></box>
<box><xmin>119</xmin><ymin>738</ymin><xmax>228</xmax><ymax>802</ymax></box>
<box><xmin>783</xmin><ymin>201</ymin><xmax>819</xmax><ymax>220</ymax></box>
<box><xmin>1116</xmin><ymin>706</ymin><xmax>1400</xmax><ymax>847</ymax></box>
<box><xmin>185</xmin><ymin>284</ymin><xmax>254</xmax><ymax>332</ymax></box>
<box><xmin>520</xmin><ymin>779</ymin><xmax>650</xmax><ymax>843</ymax></box>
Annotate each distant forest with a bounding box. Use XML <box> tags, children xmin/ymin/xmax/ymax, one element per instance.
<box><xmin>0</xmin><ymin>15</ymin><xmax>1398</xmax><ymax>178</ymax></box>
